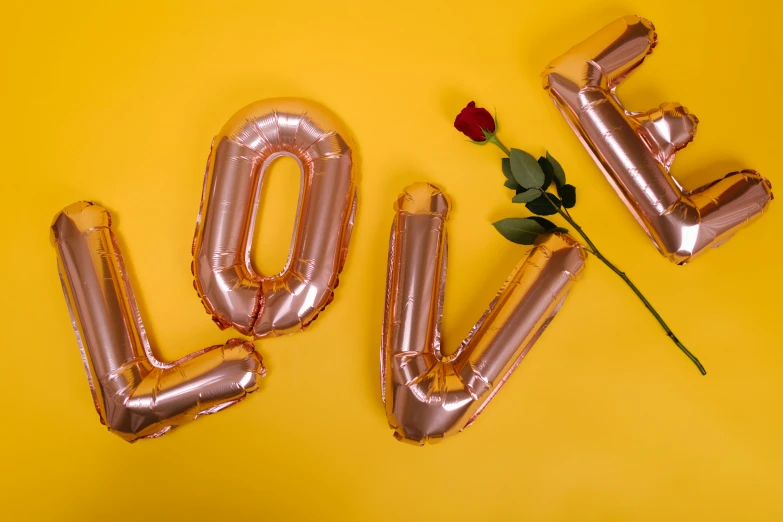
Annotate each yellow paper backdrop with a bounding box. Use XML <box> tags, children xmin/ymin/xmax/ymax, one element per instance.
<box><xmin>2</xmin><ymin>1</ymin><xmax>781</xmax><ymax>520</ymax></box>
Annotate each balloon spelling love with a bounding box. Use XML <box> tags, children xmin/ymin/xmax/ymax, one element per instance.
<box><xmin>543</xmin><ymin>15</ymin><xmax>773</xmax><ymax>264</ymax></box>
<box><xmin>51</xmin><ymin>98</ymin><xmax>357</xmax><ymax>441</ymax></box>
<box><xmin>381</xmin><ymin>183</ymin><xmax>586</xmax><ymax>444</ymax></box>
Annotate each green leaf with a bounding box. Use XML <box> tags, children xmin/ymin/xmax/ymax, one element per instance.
<box><xmin>526</xmin><ymin>194</ymin><xmax>561</xmax><ymax>216</ymax></box>
<box><xmin>528</xmin><ymin>216</ymin><xmax>570</xmax><ymax>234</ymax></box>
<box><xmin>504</xmin><ymin>179</ymin><xmax>521</xmax><ymax>190</ymax></box>
<box><xmin>512</xmin><ymin>189</ymin><xmax>542</xmax><ymax>203</ymax></box>
<box><xmin>493</xmin><ymin>218</ymin><xmax>546</xmax><ymax>245</ymax></box>
<box><xmin>559</xmin><ymin>184</ymin><xmax>576</xmax><ymax>208</ymax></box>
<box><xmin>546</xmin><ymin>151</ymin><xmax>566</xmax><ymax>188</ymax></box>
<box><xmin>527</xmin><ymin>216</ymin><xmax>556</xmax><ymax>229</ymax></box>
<box><xmin>501</xmin><ymin>158</ymin><xmax>514</xmax><ymax>181</ymax></box>
<box><xmin>537</xmin><ymin>157</ymin><xmax>553</xmax><ymax>191</ymax></box>
<box><xmin>510</xmin><ymin>148</ymin><xmax>545</xmax><ymax>189</ymax></box>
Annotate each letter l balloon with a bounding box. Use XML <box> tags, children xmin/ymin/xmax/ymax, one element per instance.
<box><xmin>51</xmin><ymin>202</ymin><xmax>264</xmax><ymax>442</ymax></box>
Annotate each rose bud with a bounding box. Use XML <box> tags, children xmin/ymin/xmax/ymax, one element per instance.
<box><xmin>454</xmin><ymin>101</ymin><xmax>496</xmax><ymax>142</ymax></box>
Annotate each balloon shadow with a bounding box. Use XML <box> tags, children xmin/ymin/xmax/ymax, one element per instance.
<box><xmin>519</xmin><ymin>5</ymin><xmax>630</xmax><ymax>83</ymax></box>
<box><xmin>109</xmin><ymin>207</ymin><xmax>263</xmax><ymax>374</ymax></box>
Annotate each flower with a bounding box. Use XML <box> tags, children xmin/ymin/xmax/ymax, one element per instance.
<box><xmin>454</xmin><ymin>101</ymin><xmax>496</xmax><ymax>142</ymax></box>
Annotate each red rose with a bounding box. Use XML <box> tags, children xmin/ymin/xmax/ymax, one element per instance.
<box><xmin>454</xmin><ymin>101</ymin><xmax>496</xmax><ymax>142</ymax></box>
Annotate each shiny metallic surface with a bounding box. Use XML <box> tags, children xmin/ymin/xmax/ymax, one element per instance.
<box><xmin>192</xmin><ymin>98</ymin><xmax>357</xmax><ymax>338</ymax></box>
<box><xmin>381</xmin><ymin>183</ymin><xmax>586</xmax><ymax>445</ymax></box>
<box><xmin>51</xmin><ymin>202</ymin><xmax>264</xmax><ymax>442</ymax></box>
<box><xmin>543</xmin><ymin>15</ymin><xmax>773</xmax><ymax>264</ymax></box>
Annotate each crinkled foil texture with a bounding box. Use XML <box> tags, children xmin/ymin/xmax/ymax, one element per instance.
<box><xmin>191</xmin><ymin>98</ymin><xmax>357</xmax><ymax>338</ymax></box>
<box><xmin>381</xmin><ymin>183</ymin><xmax>586</xmax><ymax>445</ymax></box>
<box><xmin>51</xmin><ymin>202</ymin><xmax>264</xmax><ymax>442</ymax></box>
<box><xmin>542</xmin><ymin>15</ymin><xmax>772</xmax><ymax>264</ymax></box>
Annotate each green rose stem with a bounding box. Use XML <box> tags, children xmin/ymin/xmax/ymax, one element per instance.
<box><xmin>486</xmin><ymin>135</ymin><xmax>511</xmax><ymax>155</ymax></box>
<box><xmin>488</xmin><ymin>137</ymin><xmax>706</xmax><ymax>376</ymax></box>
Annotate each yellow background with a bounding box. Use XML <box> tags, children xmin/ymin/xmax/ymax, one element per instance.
<box><xmin>2</xmin><ymin>1</ymin><xmax>782</xmax><ymax>520</ymax></box>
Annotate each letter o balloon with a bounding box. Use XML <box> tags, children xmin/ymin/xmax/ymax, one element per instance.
<box><xmin>192</xmin><ymin>98</ymin><xmax>357</xmax><ymax>338</ymax></box>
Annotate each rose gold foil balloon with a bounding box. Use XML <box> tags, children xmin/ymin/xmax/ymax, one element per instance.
<box><xmin>192</xmin><ymin>98</ymin><xmax>357</xmax><ymax>338</ymax></box>
<box><xmin>51</xmin><ymin>202</ymin><xmax>264</xmax><ymax>442</ymax></box>
<box><xmin>381</xmin><ymin>183</ymin><xmax>586</xmax><ymax>445</ymax></box>
<box><xmin>543</xmin><ymin>15</ymin><xmax>773</xmax><ymax>264</ymax></box>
